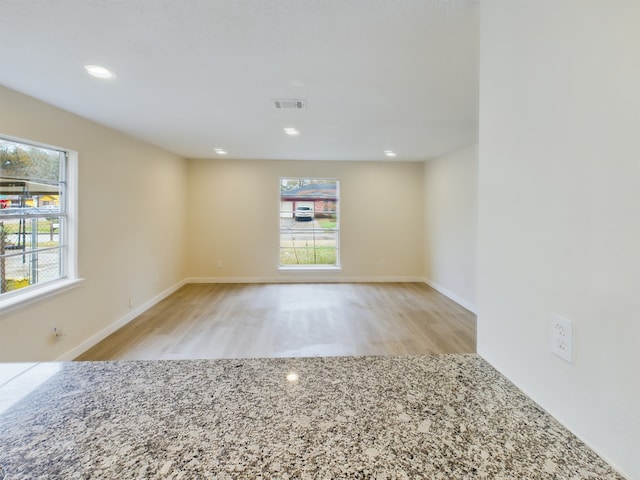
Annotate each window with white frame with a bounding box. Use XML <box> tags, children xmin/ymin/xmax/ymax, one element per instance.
<box><xmin>279</xmin><ymin>178</ymin><xmax>340</xmax><ymax>268</ymax></box>
<box><xmin>0</xmin><ymin>136</ymin><xmax>77</xmax><ymax>305</ymax></box>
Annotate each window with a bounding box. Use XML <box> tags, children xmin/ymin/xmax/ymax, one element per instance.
<box><xmin>0</xmin><ymin>135</ymin><xmax>78</xmax><ymax>309</ymax></box>
<box><xmin>279</xmin><ymin>178</ymin><xmax>340</xmax><ymax>268</ymax></box>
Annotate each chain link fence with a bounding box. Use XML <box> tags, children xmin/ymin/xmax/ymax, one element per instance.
<box><xmin>0</xmin><ymin>217</ymin><xmax>62</xmax><ymax>294</ymax></box>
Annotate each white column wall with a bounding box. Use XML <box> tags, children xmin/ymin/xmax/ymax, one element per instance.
<box><xmin>478</xmin><ymin>2</ymin><xmax>640</xmax><ymax>477</ymax></box>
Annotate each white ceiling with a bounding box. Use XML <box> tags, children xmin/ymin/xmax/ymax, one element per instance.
<box><xmin>0</xmin><ymin>0</ymin><xmax>479</xmax><ymax>161</ymax></box>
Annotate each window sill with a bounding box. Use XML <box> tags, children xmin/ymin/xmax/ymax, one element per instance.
<box><xmin>278</xmin><ymin>265</ymin><xmax>342</xmax><ymax>272</ymax></box>
<box><xmin>0</xmin><ymin>278</ymin><xmax>84</xmax><ymax>316</ymax></box>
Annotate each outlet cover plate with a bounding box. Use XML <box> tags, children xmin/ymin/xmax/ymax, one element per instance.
<box><xmin>551</xmin><ymin>314</ymin><xmax>573</xmax><ymax>364</ymax></box>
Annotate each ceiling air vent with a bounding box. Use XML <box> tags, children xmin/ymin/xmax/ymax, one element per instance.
<box><xmin>274</xmin><ymin>98</ymin><xmax>306</xmax><ymax>110</ymax></box>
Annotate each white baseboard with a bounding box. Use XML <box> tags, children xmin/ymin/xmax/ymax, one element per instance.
<box><xmin>423</xmin><ymin>278</ymin><xmax>477</xmax><ymax>314</ymax></box>
<box><xmin>185</xmin><ymin>276</ymin><xmax>425</xmax><ymax>284</ymax></box>
<box><xmin>57</xmin><ymin>279</ymin><xmax>188</xmax><ymax>361</ymax></box>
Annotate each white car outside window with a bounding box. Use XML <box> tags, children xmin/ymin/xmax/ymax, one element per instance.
<box><xmin>294</xmin><ymin>206</ymin><xmax>314</xmax><ymax>220</ymax></box>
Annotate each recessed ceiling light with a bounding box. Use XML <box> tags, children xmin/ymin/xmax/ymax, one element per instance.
<box><xmin>384</xmin><ymin>150</ymin><xmax>397</xmax><ymax>157</ymax></box>
<box><xmin>214</xmin><ymin>148</ymin><xmax>228</xmax><ymax>155</ymax></box>
<box><xmin>284</xmin><ymin>127</ymin><xmax>300</xmax><ymax>136</ymax></box>
<box><xmin>286</xmin><ymin>372</ymin><xmax>299</xmax><ymax>382</ymax></box>
<box><xmin>84</xmin><ymin>64</ymin><xmax>115</xmax><ymax>79</ymax></box>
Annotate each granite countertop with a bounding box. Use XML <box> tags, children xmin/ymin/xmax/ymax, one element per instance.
<box><xmin>0</xmin><ymin>354</ymin><xmax>624</xmax><ymax>479</ymax></box>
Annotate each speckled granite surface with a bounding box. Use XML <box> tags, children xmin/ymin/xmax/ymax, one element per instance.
<box><xmin>0</xmin><ymin>354</ymin><xmax>624</xmax><ymax>479</ymax></box>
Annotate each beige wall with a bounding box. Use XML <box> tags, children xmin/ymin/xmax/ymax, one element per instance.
<box><xmin>423</xmin><ymin>145</ymin><xmax>477</xmax><ymax>312</ymax></box>
<box><xmin>0</xmin><ymin>86</ymin><xmax>188</xmax><ymax>362</ymax></box>
<box><xmin>479</xmin><ymin>1</ymin><xmax>640</xmax><ymax>477</ymax></box>
<box><xmin>0</xmin><ymin>85</ymin><xmax>452</xmax><ymax>362</ymax></box>
<box><xmin>185</xmin><ymin>158</ymin><xmax>425</xmax><ymax>281</ymax></box>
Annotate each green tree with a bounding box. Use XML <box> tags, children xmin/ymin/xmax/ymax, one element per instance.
<box><xmin>280</xmin><ymin>178</ymin><xmax>310</xmax><ymax>192</ymax></box>
<box><xmin>0</xmin><ymin>139</ymin><xmax>61</xmax><ymax>183</ymax></box>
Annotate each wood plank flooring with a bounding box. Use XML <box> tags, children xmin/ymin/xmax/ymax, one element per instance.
<box><xmin>76</xmin><ymin>283</ymin><xmax>476</xmax><ymax>361</ymax></box>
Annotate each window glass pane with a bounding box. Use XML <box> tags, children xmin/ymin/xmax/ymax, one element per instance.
<box><xmin>0</xmin><ymin>137</ymin><xmax>65</xmax><ymax>295</ymax></box>
<box><xmin>1</xmin><ymin>249</ymin><xmax>62</xmax><ymax>294</ymax></box>
<box><xmin>279</xmin><ymin>178</ymin><xmax>339</xmax><ymax>267</ymax></box>
<box><xmin>0</xmin><ymin>139</ymin><xmax>61</xmax><ymax>183</ymax></box>
<box><xmin>0</xmin><ymin>217</ymin><xmax>61</xmax><ymax>251</ymax></box>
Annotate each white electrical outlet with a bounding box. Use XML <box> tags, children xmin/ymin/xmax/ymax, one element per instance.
<box><xmin>551</xmin><ymin>314</ymin><xmax>573</xmax><ymax>364</ymax></box>
<box><xmin>52</xmin><ymin>327</ymin><xmax>66</xmax><ymax>340</ymax></box>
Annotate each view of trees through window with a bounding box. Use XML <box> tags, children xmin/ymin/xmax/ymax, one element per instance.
<box><xmin>279</xmin><ymin>178</ymin><xmax>339</xmax><ymax>267</ymax></box>
<box><xmin>0</xmin><ymin>137</ymin><xmax>66</xmax><ymax>295</ymax></box>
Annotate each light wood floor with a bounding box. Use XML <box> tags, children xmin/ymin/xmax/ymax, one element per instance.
<box><xmin>76</xmin><ymin>283</ymin><xmax>476</xmax><ymax>361</ymax></box>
